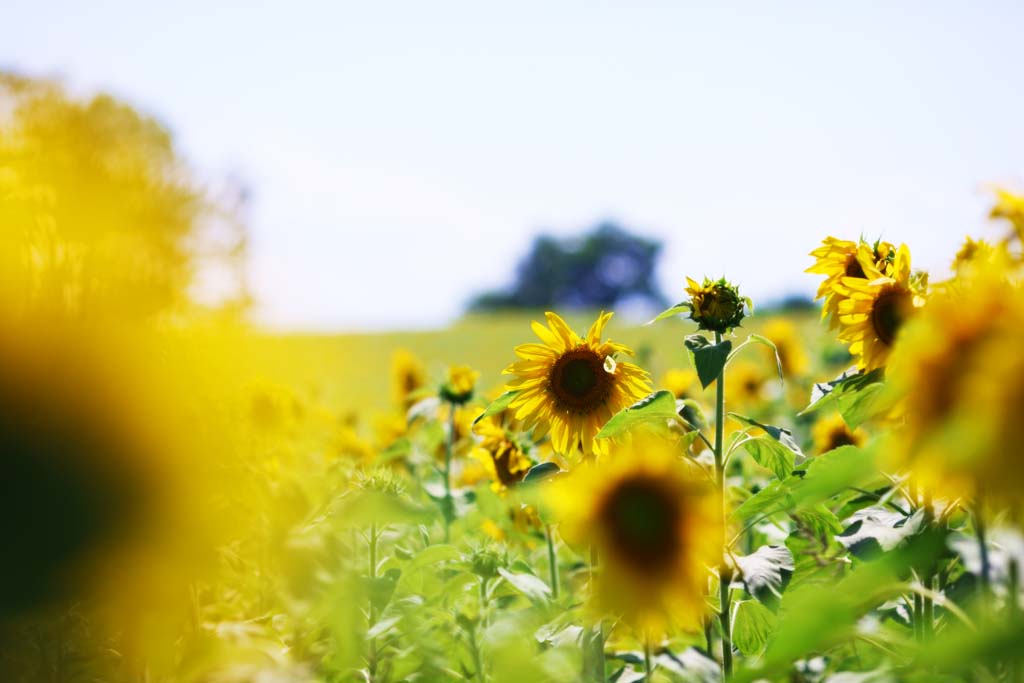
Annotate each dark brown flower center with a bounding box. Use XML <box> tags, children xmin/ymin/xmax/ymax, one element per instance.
<box><xmin>598</xmin><ymin>476</ymin><xmax>681</xmax><ymax>576</ymax></box>
<box><xmin>548</xmin><ymin>347</ymin><xmax>612</xmax><ymax>413</ymax></box>
<box><xmin>825</xmin><ymin>426</ymin><xmax>856</xmax><ymax>452</ymax></box>
<box><xmin>844</xmin><ymin>255</ymin><xmax>866</xmax><ymax>279</ymax></box>
<box><xmin>492</xmin><ymin>441</ymin><xmax>526</xmax><ymax>487</ymax></box>
<box><xmin>871</xmin><ymin>288</ymin><xmax>911</xmax><ymax>346</ymax></box>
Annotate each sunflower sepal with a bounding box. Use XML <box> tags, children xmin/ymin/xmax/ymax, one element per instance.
<box><xmin>522</xmin><ymin>461</ymin><xmax>562</xmax><ymax>484</ymax></box>
<box><xmin>647</xmin><ymin>301</ymin><xmax>691</xmax><ymax>325</ymax></box>
<box><xmin>684</xmin><ymin>334</ymin><xmax>733</xmax><ymax>389</ymax></box>
<box><xmin>594</xmin><ymin>390</ymin><xmax>679</xmax><ymax>440</ymax></box>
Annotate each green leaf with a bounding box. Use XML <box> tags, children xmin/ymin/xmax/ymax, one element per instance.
<box><xmin>836</xmin><ymin>507</ymin><xmax>925</xmax><ymax>559</ymax></box>
<box><xmin>522</xmin><ymin>461</ymin><xmax>561</xmax><ymax>484</ymax></box>
<box><xmin>596</xmin><ymin>390</ymin><xmax>678</xmax><ymax>439</ymax></box>
<box><xmin>800</xmin><ymin>368</ymin><xmax>886</xmax><ymax>429</ymax></box>
<box><xmin>735</xmin><ymin>545</ymin><xmax>794</xmax><ymax>608</ymax></box>
<box><xmin>685</xmin><ymin>334</ymin><xmax>733</xmax><ymax>388</ymax></box>
<box><xmin>835</xmin><ymin>379</ymin><xmax>893</xmax><ymax>430</ymax></box>
<box><xmin>647</xmin><ymin>302</ymin><xmax>690</xmax><ymax>325</ymax></box>
<box><xmin>497</xmin><ymin>567</ymin><xmax>551</xmax><ymax>604</ymax></box>
<box><xmin>732</xmin><ymin>599</ymin><xmax>778</xmax><ymax>656</ymax></box>
<box><xmin>732</xmin><ymin>478</ymin><xmax>797</xmax><ymax>522</ymax></box>
<box><xmin>742</xmin><ymin>436</ymin><xmax>798</xmax><ymax>480</ymax></box>
<box><xmin>474</xmin><ymin>390</ymin><xmax>519</xmax><ymax>425</ymax></box>
<box><xmin>728</xmin><ymin>414</ymin><xmax>804</xmax><ymax>458</ymax></box>
<box><xmin>788</xmin><ymin>444</ymin><xmax>879</xmax><ymax>509</ymax></box>
<box><xmin>730</xmin><ymin>333</ymin><xmax>784</xmax><ymax>382</ymax></box>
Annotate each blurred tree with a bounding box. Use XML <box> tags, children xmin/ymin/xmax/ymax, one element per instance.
<box><xmin>469</xmin><ymin>222</ymin><xmax>667</xmax><ymax>312</ymax></box>
<box><xmin>0</xmin><ymin>72</ymin><xmax>249</xmax><ymax>321</ymax></box>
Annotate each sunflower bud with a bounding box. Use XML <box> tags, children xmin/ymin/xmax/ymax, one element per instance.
<box><xmin>440</xmin><ymin>365</ymin><xmax>479</xmax><ymax>405</ymax></box>
<box><xmin>468</xmin><ymin>545</ymin><xmax>505</xmax><ymax>579</ymax></box>
<box><xmin>684</xmin><ymin>277</ymin><xmax>749</xmax><ymax>333</ymax></box>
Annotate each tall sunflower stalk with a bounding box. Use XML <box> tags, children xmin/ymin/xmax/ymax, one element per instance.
<box><xmin>439</xmin><ymin>366</ymin><xmax>478</xmax><ymax>542</ymax></box>
<box><xmin>650</xmin><ymin>276</ymin><xmax>750</xmax><ymax>680</ymax></box>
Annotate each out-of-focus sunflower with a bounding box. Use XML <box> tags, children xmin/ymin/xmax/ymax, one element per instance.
<box><xmin>811</xmin><ymin>413</ymin><xmax>866</xmax><ymax>455</ymax></box>
<box><xmin>884</xmin><ymin>274</ymin><xmax>1024</xmax><ymax>510</ymax></box>
<box><xmin>503</xmin><ymin>311</ymin><xmax>651</xmax><ymax>458</ymax></box>
<box><xmin>662</xmin><ymin>368</ymin><xmax>700</xmax><ymax>400</ymax></box>
<box><xmin>390</xmin><ymin>349</ymin><xmax>426</xmax><ymax>409</ymax></box>
<box><xmin>441</xmin><ymin>364</ymin><xmax>478</xmax><ymax>405</ymax></box>
<box><xmin>545</xmin><ymin>434</ymin><xmax>719</xmax><ymax>636</ymax></box>
<box><xmin>837</xmin><ymin>244</ymin><xmax>926</xmax><ymax>371</ymax></box>
<box><xmin>991</xmin><ymin>188</ymin><xmax>1024</xmax><ymax>242</ymax></box>
<box><xmin>807</xmin><ymin>238</ymin><xmax>895</xmax><ymax>329</ymax></box>
<box><xmin>726</xmin><ymin>360</ymin><xmax>771</xmax><ymax>411</ymax></box>
<box><xmin>471</xmin><ymin>415</ymin><xmax>532</xmax><ymax>492</ymax></box>
<box><xmin>761</xmin><ymin>318</ymin><xmax>809</xmax><ymax>378</ymax></box>
<box><xmin>952</xmin><ymin>237</ymin><xmax>996</xmax><ymax>275</ymax></box>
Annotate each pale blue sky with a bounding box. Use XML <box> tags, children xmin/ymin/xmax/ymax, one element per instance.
<box><xmin>3</xmin><ymin>1</ymin><xmax>1022</xmax><ymax>330</ymax></box>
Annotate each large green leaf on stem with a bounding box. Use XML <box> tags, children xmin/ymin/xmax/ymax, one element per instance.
<box><xmin>735</xmin><ymin>545</ymin><xmax>795</xmax><ymax>609</ymax></box>
<box><xmin>732</xmin><ymin>599</ymin><xmax>779</xmax><ymax>656</ymax></box>
<box><xmin>596</xmin><ymin>390</ymin><xmax>678</xmax><ymax>438</ymax></box>
<box><xmin>801</xmin><ymin>367</ymin><xmax>890</xmax><ymax>429</ymax></box>
<box><xmin>684</xmin><ymin>334</ymin><xmax>733</xmax><ymax>388</ymax></box>
<box><xmin>836</xmin><ymin>507</ymin><xmax>926</xmax><ymax>559</ymax></box>
<box><xmin>730</xmin><ymin>414</ymin><xmax>804</xmax><ymax>480</ymax></box>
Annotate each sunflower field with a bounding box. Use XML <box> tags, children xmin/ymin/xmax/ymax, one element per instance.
<box><xmin>4</xmin><ymin>75</ymin><xmax>1024</xmax><ymax>683</ymax></box>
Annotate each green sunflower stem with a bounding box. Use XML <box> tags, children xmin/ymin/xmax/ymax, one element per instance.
<box><xmin>644</xmin><ymin>636</ymin><xmax>653</xmax><ymax>682</ymax></box>
<box><xmin>443</xmin><ymin>402</ymin><xmax>456</xmax><ymax>543</ymax></box>
<box><xmin>974</xmin><ymin>505</ymin><xmax>991</xmax><ymax>600</ymax></box>
<box><xmin>368</xmin><ymin>522</ymin><xmax>379</xmax><ymax>681</ymax></box>
<box><xmin>713</xmin><ymin>331</ymin><xmax>733</xmax><ymax>681</ymax></box>
<box><xmin>545</xmin><ymin>524</ymin><xmax>559</xmax><ymax>600</ymax></box>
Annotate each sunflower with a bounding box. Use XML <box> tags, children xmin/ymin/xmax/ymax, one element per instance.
<box><xmin>761</xmin><ymin>318</ymin><xmax>809</xmax><ymax>378</ymax></box>
<box><xmin>991</xmin><ymin>188</ymin><xmax>1024</xmax><ymax>242</ymax></box>
<box><xmin>837</xmin><ymin>244</ymin><xmax>925</xmax><ymax>371</ymax></box>
<box><xmin>725</xmin><ymin>359</ymin><xmax>772</xmax><ymax>411</ymax></box>
<box><xmin>391</xmin><ymin>349</ymin><xmax>426</xmax><ymax>409</ymax></box>
<box><xmin>884</xmin><ymin>274</ymin><xmax>1024</xmax><ymax>510</ymax></box>
<box><xmin>441</xmin><ymin>364</ymin><xmax>478</xmax><ymax>405</ymax></box>
<box><xmin>661</xmin><ymin>368</ymin><xmax>700</xmax><ymax>400</ymax></box>
<box><xmin>503</xmin><ymin>311</ymin><xmax>651</xmax><ymax>458</ymax></box>
<box><xmin>807</xmin><ymin>238</ymin><xmax>895</xmax><ymax>329</ymax></box>
<box><xmin>545</xmin><ymin>434</ymin><xmax>720</xmax><ymax>635</ymax></box>
<box><xmin>471</xmin><ymin>415</ymin><xmax>533</xmax><ymax>492</ymax></box>
<box><xmin>811</xmin><ymin>413</ymin><xmax>866</xmax><ymax>455</ymax></box>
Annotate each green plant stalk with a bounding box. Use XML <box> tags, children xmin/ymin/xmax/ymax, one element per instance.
<box><xmin>644</xmin><ymin>636</ymin><xmax>653</xmax><ymax>683</ymax></box>
<box><xmin>592</xmin><ymin>546</ymin><xmax>605</xmax><ymax>683</ymax></box>
<box><xmin>444</xmin><ymin>403</ymin><xmax>456</xmax><ymax>543</ymax></box>
<box><xmin>545</xmin><ymin>524</ymin><xmax>560</xmax><ymax>600</ymax></box>
<box><xmin>1009</xmin><ymin>557</ymin><xmax>1021</xmax><ymax>683</ymax></box>
<box><xmin>974</xmin><ymin>505</ymin><xmax>991</xmax><ymax>598</ymax></box>
<box><xmin>921</xmin><ymin>491</ymin><xmax>935</xmax><ymax>640</ymax></box>
<box><xmin>714</xmin><ymin>331</ymin><xmax>733</xmax><ymax>681</ymax></box>
<box><xmin>368</xmin><ymin>522</ymin><xmax>379</xmax><ymax>681</ymax></box>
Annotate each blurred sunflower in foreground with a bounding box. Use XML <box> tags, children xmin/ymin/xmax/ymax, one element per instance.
<box><xmin>503</xmin><ymin>311</ymin><xmax>650</xmax><ymax>458</ymax></box>
<box><xmin>546</xmin><ymin>434</ymin><xmax>720</xmax><ymax>637</ymax></box>
<box><xmin>884</xmin><ymin>270</ymin><xmax>1024</xmax><ymax>512</ymax></box>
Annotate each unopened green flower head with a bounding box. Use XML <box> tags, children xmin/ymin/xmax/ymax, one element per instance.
<box><xmin>468</xmin><ymin>543</ymin><xmax>505</xmax><ymax>579</ymax></box>
<box><xmin>358</xmin><ymin>467</ymin><xmax>406</xmax><ymax>497</ymax></box>
<box><xmin>440</xmin><ymin>364</ymin><xmax>478</xmax><ymax>405</ymax></box>
<box><xmin>685</xmin><ymin>276</ymin><xmax>749</xmax><ymax>333</ymax></box>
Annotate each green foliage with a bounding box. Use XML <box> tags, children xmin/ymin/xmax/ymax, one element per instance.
<box><xmin>684</xmin><ymin>334</ymin><xmax>733</xmax><ymax>388</ymax></box>
<box><xmin>595</xmin><ymin>390</ymin><xmax>678</xmax><ymax>438</ymax></box>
